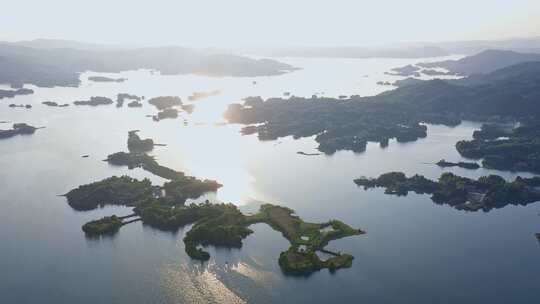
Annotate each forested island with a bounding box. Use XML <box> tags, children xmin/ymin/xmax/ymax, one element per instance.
<box><xmin>354</xmin><ymin>172</ymin><xmax>540</xmax><ymax>212</ymax></box>
<box><xmin>456</xmin><ymin>124</ymin><xmax>540</xmax><ymax>173</ymax></box>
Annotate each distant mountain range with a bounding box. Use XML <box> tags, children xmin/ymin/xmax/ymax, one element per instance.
<box><xmin>369</xmin><ymin>60</ymin><xmax>540</xmax><ymax>117</ymax></box>
<box><xmin>3</xmin><ymin>38</ymin><xmax>131</xmax><ymax>50</ymax></box>
<box><xmin>236</xmin><ymin>46</ymin><xmax>450</xmax><ymax>59</ymax></box>
<box><xmin>0</xmin><ymin>40</ymin><xmax>297</xmax><ymax>87</ymax></box>
<box><xmin>418</xmin><ymin>49</ymin><xmax>540</xmax><ymax>75</ymax></box>
<box><xmin>236</xmin><ymin>37</ymin><xmax>540</xmax><ymax>59</ymax></box>
<box><xmin>424</xmin><ymin>37</ymin><xmax>540</xmax><ymax>56</ymax></box>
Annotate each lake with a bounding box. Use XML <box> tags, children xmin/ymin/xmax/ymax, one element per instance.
<box><xmin>1</xmin><ymin>56</ymin><xmax>539</xmax><ymax>304</ymax></box>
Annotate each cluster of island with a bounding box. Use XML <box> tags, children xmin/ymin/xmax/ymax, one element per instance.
<box><xmin>64</xmin><ymin>131</ymin><xmax>363</xmax><ymax>275</ymax></box>
<box><xmin>456</xmin><ymin>124</ymin><xmax>540</xmax><ymax>174</ymax></box>
<box><xmin>4</xmin><ymin>47</ymin><xmax>540</xmax><ymax>272</ymax></box>
<box><xmin>40</xmin><ymin>94</ymin><xmax>195</xmax><ymax>118</ymax></box>
<box><xmin>385</xmin><ymin>64</ymin><xmax>455</xmax><ymax>78</ymax></box>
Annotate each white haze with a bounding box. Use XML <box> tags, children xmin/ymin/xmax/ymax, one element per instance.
<box><xmin>1</xmin><ymin>0</ymin><xmax>540</xmax><ymax>47</ymax></box>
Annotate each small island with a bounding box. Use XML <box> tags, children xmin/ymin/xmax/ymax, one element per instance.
<box><xmin>127</xmin><ymin>100</ymin><xmax>143</xmax><ymax>107</ymax></box>
<box><xmin>0</xmin><ymin>123</ymin><xmax>40</xmax><ymax>139</ymax></box>
<box><xmin>436</xmin><ymin>159</ymin><xmax>480</xmax><ymax>170</ymax></box>
<box><xmin>354</xmin><ymin>172</ymin><xmax>540</xmax><ymax>212</ymax></box>
<box><xmin>297</xmin><ymin>151</ymin><xmax>322</xmax><ymax>156</ymax></box>
<box><xmin>73</xmin><ymin>96</ymin><xmax>114</xmax><ymax>106</ymax></box>
<box><xmin>82</xmin><ymin>214</ymin><xmax>143</xmax><ymax>236</ymax></box>
<box><xmin>0</xmin><ymin>88</ymin><xmax>34</xmax><ymax>99</ymax></box>
<box><xmin>153</xmin><ymin>108</ymin><xmax>178</xmax><ymax>121</ymax></box>
<box><xmin>148</xmin><ymin>96</ymin><xmax>183</xmax><ymax>110</ymax></box>
<box><xmin>421</xmin><ymin>69</ymin><xmax>455</xmax><ymax>76</ymax></box>
<box><xmin>88</xmin><ymin>76</ymin><xmax>126</xmax><ymax>83</ymax></box>
<box><xmin>8</xmin><ymin>104</ymin><xmax>32</xmax><ymax>109</ymax></box>
<box><xmin>42</xmin><ymin>101</ymin><xmax>69</xmax><ymax>107</ymax></box>
<box><xmin>385</xmin><ymin>64</ymin><xmax>421</xmax><ymax>77</ymax></box>
<box><xmin>147</xmin><ymin>96</ymin><xmax>194</xmax><ymax>120</ymax></box>
<box><xmin>116</xmin><ymin>93</ymin><xmax>141</xmax><ymax>107</ymax></box>
<box><xmin>188</xmin><ymin>90</ymin><xmax>220</xmax><ymax>101</ymax></box>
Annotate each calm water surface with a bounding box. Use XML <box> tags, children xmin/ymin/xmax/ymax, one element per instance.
<box><xmin>1</xmin><ymin>56</ymin><xmax>539</xmax><ymax>303</ymax></box>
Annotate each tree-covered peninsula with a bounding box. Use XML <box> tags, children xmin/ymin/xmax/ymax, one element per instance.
<box><xmin>69</xmin><ymin>179</ymin><xmax>363</xmax><ymax>275</ymax></box>
<box><xmin>225</xmin><ymin>61</ymin><xmax>540</xmax><ymax>155</ymax></box>
<box><xmin>67</xmin><ymin>174</ymin><xmax>360</xmax><ymax>274</ymax></box>
<box><xmin>127</xmin><ymin>130</ymin><xmax>154</xmax><ymax>153</ymax></box>
<box><xmin>65</xmin><ymin>131</ymin><xmax>363</xmax><ymax>274</ymax></box>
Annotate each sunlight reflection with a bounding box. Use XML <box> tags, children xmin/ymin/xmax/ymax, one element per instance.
<box><xmin>230</xmin><ymin>262</ymin><xmax>278</xmax><ymax>284</ymax></box>
<box><xmin>161</xmin><ymin>263</ymin><xmax>246</xmax><ymax>304</ymax></box>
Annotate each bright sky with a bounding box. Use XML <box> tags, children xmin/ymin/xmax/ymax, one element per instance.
<box><xmin>2</xmin><ymin>0</ymin><xmax>540</xmax><ymax>47</ymax></box>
